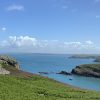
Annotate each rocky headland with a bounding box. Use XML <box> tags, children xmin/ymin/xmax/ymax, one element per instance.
<box><xmin>0</xmin><ymin>55</ymin><xmax>19</xmax><ymax>75</ymax></box>
<box><xmin>0</xmin><ymin>55</ymin><xmax>35</xmax><ymax>77</ymax></box>
<box><xmin>69</xmin><ymin>54</ymin><xmax>100</xmax><ymax>62</ymax></box>
<box><xmin>71</xmin><ymin>64</ymin><xmax>100</xmax><ymax>78</ymax></box>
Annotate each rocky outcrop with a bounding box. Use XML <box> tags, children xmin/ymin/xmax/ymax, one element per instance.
<box><xmin>0</xmin><ymin>66</ymin><xmax>10</xmax><ymax>75</ymax></box>
<box><xmin>38</xmin><ymin>72</ymin><xmax>49</xmax><ymax>74</ymax></box>
<box><xmin>0</xmin><ymin>55</ymin><xmax>20</xmax><ymax>70</ymax></box>
<box><xmin>94</xmin><ymin>57</ymin><xmax>100</xmax><ymax>62</ymax></box>
<box><xmin>71</xmin><ymin>64</ymin><xmax>100</xmax><ymax>78</ymax></box>
<box><xmin>57</xmin><ymin>71</ymin><xmax>72</xmax><ymax>75</ymax></box>
<box><xmin>0</xmin><ymin>55</ymin><xmax>20</xmax><ymax>75</ymax></box>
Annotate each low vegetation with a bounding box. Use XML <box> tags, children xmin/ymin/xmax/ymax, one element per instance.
<box><xmin>0</xmin><ymin>75</ymin><xmax>100</xmax><ymax>100</ymax></box>
<box><xmin>69</xmin><ymin>54</ymin><xmax>100</xmax><ymax>62</ymax></box>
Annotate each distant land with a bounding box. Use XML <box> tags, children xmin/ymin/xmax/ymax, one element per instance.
<box><xmin>72</xmin><ymin>64</ymin><xmax>100</xmax><ymax>78</ymax></box>
<box><xmin>69</xmin><ymin>54</ymin><xmax>100</xmax><ymax>62</ymax></box>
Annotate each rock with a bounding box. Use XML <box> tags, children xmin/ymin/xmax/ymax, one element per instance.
<box><xmin>94</xmin><ymin>57</ymin><xmax>100</xmax><ymax>62</ymax></box>
<box><xmin>0</xmin><ymin>55</ymin><xmax>20</xmax><ymax>75</ymax></box>
<box><xmin>57</xmin><ymin>71</ymin><xmax>72</xmax><ymax>75</ymax></box>
<box><xmin>0</xmin><ymin>66</ymin><xmax>10</xmax><ymax>75</ymax></box>
<box><xmin>0</xmin><ymin>55</ymin><xmax>20</xmax><ymax>70</ymax></box>
<box><xmin>38</xmin><ymin>72</ymin><xmax>49</xmax><ymax>74</ymax></box>
<box><xmin>71</xmin><ymin>64</ymin><xmax>100</xmax><ymax>78</ymax></box>
<box><xmin>69</xmin><ymin>78</ymin><xmax>73</xmax><ymax>81</ymax></box>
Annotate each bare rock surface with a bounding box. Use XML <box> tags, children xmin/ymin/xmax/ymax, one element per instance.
<box><xmin>0</xmin><ymin>66</ymin><xmax>10</xmax><ymax>75</ymax></box>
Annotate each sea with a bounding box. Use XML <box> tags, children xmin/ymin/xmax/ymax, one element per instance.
<box><xmin>6</xmin><ymin>53</ymin><xmax>100</xmax><ymax>91</ymax></box>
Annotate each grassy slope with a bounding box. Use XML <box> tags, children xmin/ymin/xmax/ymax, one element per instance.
<box><xmin>0</xmin><ymin>75</ymin><xmax>100</xmax><ymax>100</ymax></box>
<box><xmin>78</xmin><ymin>64</ymin><xmax>100</xmax><ymax>70</ymax></box>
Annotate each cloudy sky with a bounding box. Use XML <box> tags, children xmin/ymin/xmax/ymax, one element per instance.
<box><xmin>0</xmin><ymin>0</ymin><xmax>100</xmax><ymax>54</ymax></box>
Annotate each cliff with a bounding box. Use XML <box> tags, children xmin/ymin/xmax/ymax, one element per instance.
<box><xmin>0</xmin><ymin>55</ymin><xmax>20</xmax><ymax>75</ymax></box>
<box><xmin>0</xmin><ymin>55</ymin><xmax>20</xmax><ymax>69</ymax></box>
<box><xmin>71</xmin><ymin>64</ymin><xmax>100</xmax><ymax>78</ymax></box>
<box><xmin>94</xmin><ymin>57</ymin><xmax>100</xmax><ymax>62</ymax></box>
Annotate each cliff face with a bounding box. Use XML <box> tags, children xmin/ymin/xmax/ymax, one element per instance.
<box><xmin>0</xmin><ymin>66</ymin><xmax>10</xmax><ymax>75</ymax></box>
<box><xmin>0</xmin><ymin>55</ymin><xmax>20</xmax><ymax>70</ymax></box>
<box><xmin>94</xmin><ymin>57</ymin><xmax>100</xmax><ymax>62</ymax></box>
<box><xmin>71</xmin><ymin>64</ymin><xmax>100</xmax><ymax>78</ymax></box>
<box><xmin>0</xmin><ymin>55</ymin><xmax>20</xmax><ymax>75</ymax></box>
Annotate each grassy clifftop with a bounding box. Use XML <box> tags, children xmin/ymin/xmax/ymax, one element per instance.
<box><xmin>72</xmin><ymin>64</ymin><xmax>100</xmax><ymax>78</ymax></box>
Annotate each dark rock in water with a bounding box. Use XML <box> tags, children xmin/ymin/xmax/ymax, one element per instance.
<box><xmin>69</xmin><ymin>78</ymin><xmax>73</xmax><ymax>81</ymax></box>
<box><xmin>39</xmin><ymin>72</ymin><xmax>49</xmax><ymax>74</ymax></box>
<box><xmin>71</xmin><ymin>64</ymin><xmax>100</xmax><ymax>78</ymax></box>
<box><xmin>57</xmin><ymin>71</ymin><xmax>72</xmax><ymax>75</ymax></box>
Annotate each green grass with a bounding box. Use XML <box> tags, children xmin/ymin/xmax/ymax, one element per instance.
<box><xmin>80</xmin><ymin>64</ymin><xmax>100</xmax><ymax>74</ymax></box>
<box><xmin>79</xmin><ymin>64</ymin><xmax>100</xmax><ymax>71</ymax></box>
<box><xmin>0</xmin><ymin>75</ymin><xmax>100</xmax><ymax>100</ymax></box>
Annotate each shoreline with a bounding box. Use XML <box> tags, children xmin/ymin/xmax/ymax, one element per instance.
<box><xmin>9</xmin><ymin>68</ymin><xmax>100</xmax><ymax>92</ymax></box>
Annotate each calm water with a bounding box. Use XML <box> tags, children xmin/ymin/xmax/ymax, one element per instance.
<box><xmin>7</xmin><ymin>53</ymin><xmax>100</xmax><ymax>91</ymax></box>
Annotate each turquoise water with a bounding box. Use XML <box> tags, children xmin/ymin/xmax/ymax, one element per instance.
<box><xmin>8</xmin><ymin>53</ymin><xmax>100</xmax><ymax>91</ymax></box>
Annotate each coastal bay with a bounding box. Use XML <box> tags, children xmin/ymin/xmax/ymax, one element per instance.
<box><xmin>0</xmin><ymin>55</ymin><xmax>100</xmax><ymax>100</ymax></box>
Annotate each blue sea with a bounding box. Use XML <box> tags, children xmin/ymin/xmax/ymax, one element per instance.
<box><xmin>7</xmin><ymin>53</ymin><xmax>100</xmax><ymax>91</ymax></box>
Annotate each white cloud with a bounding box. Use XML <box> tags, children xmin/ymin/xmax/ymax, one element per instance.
<box><xmin>2</xmin><ymin>36</ymin><xmax>37</xmax><ymax>47</ymax></box>
<box><xmin>0</xmin><ymin>36</ymin><xmax>98</xmax><ymax>53</ymax></box>
<box><xmin>64</xmin><ymin>42</ymin><xmax>82</xmax><ymax>48</ymax></box>
<box><xmin>2</xmin><ymin>27</ymin><xmax>6</xmax><ymax>31</ymax></box>
<box><xmin>6</xmin><ymin>4</ymin><xmax>24</xmax><ymax>11</ymax></box>
<box><xmin>96</xmin><ymin>15</ymin><xmax>100</xmax><ymax>18</ymax></box>
<box><xmin>85</xmin><ymin>40</ymin><xmax>93</xmax><ymax>45</ymax></box>
<box><xmin>63</xmin><ymin>41</ymin><xmax>94</xmax><ymax>49</ymax></box>
<box><xmin>0</xmin><ymin>27</ymin><xmax>6</xmax><ymax>31</ymax></box>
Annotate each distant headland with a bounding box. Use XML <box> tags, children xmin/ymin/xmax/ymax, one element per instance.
<box><xmin>69</xmin><ymin>54</ymin><xmax>100</xmax><ymax>62</ymax></box>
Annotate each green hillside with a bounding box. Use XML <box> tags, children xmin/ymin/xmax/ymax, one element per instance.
<box><xmin>0</xmin><ymin>75</ymin><xmax>100</xmax><ymax>100</ymax></box>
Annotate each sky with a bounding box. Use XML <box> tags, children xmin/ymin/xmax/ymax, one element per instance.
<box><xmin>0</xmin><ymin>0</ymin><xmax>100</xmax><ymax>54</ymax></box>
